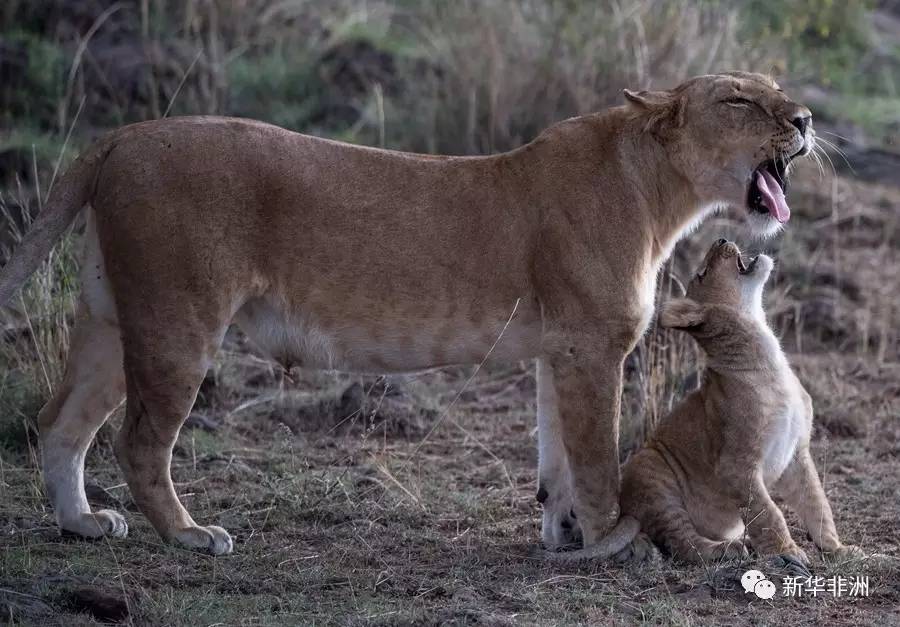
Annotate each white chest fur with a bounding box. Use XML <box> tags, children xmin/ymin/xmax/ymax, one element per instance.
<box><xmin>761</xmin><ymin>387</ymin><xmax>808</xmax><ymax>485</ymax></box>
<box><xmin>635</xmin><ymin>268</ymin><xmax>660</xmax><ymax>335</ymax></box>
<box><xmin>639</xmin><ymin>203</ymin><xmax>720</xmax><ymax>332</ymax></box>
<box><xmin>758</xmin><ymin>333</ymin><xmax>811</xmax><ymax>485</ymax></box>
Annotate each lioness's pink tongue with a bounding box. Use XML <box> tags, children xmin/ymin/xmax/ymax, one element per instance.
<box><xmin>756</xmin><ymin>169</ymin><xmax>790</xmax><ymax>223</ymax></box>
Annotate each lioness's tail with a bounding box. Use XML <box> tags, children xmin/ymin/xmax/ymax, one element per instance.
<box><xmin>544</xmin><ymin>515</ymin><xmax>641</xmax><ymax>562</ymax></box>
<box><xmin>0</xmin><ymin>138</ymin><xmax>114</xmax><ymax>306</ymax></box>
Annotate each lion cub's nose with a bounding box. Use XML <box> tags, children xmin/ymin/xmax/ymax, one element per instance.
<box><xmin>718</xmin><ymin>241</ymin><xmax>740</xmax><ymax>258</ymax></box>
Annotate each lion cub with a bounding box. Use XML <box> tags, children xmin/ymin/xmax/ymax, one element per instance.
<box><xmin>619</xmin><ymin>239</ymin><xmax>860</xmax><ymax>565</ymax></box>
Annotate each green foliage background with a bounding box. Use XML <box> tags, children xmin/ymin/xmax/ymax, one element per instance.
<box><xmin>0</xmin><ymin>0</ymin><xmax>896</xmax><ymax>196</ymax></box>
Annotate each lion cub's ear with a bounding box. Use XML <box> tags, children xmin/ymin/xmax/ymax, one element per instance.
<box><xmin>659</xmin><ymin>298</ymin><xmax>705</xmax><ymax>330</ymax></box>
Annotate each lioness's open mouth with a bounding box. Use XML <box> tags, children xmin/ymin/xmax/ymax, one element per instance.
<box><xmin>748</xmin><ymin>159</ymin><xmax>790</xmax><ymax>224</ymax></box>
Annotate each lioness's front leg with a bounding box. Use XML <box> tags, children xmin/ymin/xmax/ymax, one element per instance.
<box><xmin>536</xmin><ymin>358</ymin><xmax>581</xmax><ymax>548</ymax></box>
<box><xmin>544</xmin><ymin>333</ymin><xmax>625</xmax><ymax>547</ymax></box>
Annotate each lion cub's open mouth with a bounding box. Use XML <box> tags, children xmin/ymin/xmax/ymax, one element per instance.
<box><xmin>737</xmin><ymin>254</ymin><xmax>759</xmax><ymax>275</ymax></box>
<box><xmin>748</xmin><ymin>159</ymin><xmax>791</xmax><ymax>224</ymax></box>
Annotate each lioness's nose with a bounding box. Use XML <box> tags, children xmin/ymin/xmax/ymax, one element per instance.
<box><xmin>789</xmin><ymin>104</ymin><xmax>812</xmax><ymax>134</ymax></box>
<box><xmin>791</xmin><ymin>114</ymin><xmax>811</xmax><ymax>134</ymax></box>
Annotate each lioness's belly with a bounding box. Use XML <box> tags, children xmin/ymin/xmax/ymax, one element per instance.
<box><xmin>233</xmin><ymin>295</ymin><xmax>543</xmax><ymax>373</ymax></box>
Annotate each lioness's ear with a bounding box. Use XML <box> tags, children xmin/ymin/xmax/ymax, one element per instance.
<box><xmin>623</xmin><ymin>88</ymin><xmax>685</xmax><ymax>135</ymax></box>
<box><xmin>623</xmin><ymin>89</ymin><xmax>672</xmax><ymax>109</ymax></box>
<box><xmin>659</xmin><ymin>298</ymin><xmax>705</xmax><ymax>330</ymax></box>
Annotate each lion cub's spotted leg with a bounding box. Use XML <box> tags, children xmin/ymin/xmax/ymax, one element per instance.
<box><xmin>739</xmin><ymin>473</ymin><xmax>809</xmax><ymax>565</ymax></box>
<box><xmin>776</xmin><ymin>448</ymin><xmax>861</xmax><ymax>559</ymax></box>
<box><xmin>623</xmin><ymin>457</ymin><xmax>747</xmax><ymax>563</ymax></box>
<box><xmin>114</xmin><ymin>320</ymin><xmax>233</xmax><ymax>555</ymax></box>
<box><xmin>38</xmin><ymin>214</ymin><xmax>127</xmax><ymax>539</ymax></box>
<box><xmin>648</xmin><ymin>505</ymin><xmax>747</xmax><ymax>563</ymax></box>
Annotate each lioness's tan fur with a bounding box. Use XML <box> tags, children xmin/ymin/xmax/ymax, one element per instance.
<box><xmin>0</xmin><ymin>72</ymin><xmax>814</xmax><ymax>555</ymax></box>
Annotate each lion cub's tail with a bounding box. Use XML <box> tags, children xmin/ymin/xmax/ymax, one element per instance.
<box><xmin>544</xmin><ymin>515</ymin><xmax>641</xmax><ymax>563</ymax></box>
<box><xmin>0</xmin><ymin>137</ymin><xmax>115</xmax><ymax>306</ymax></box>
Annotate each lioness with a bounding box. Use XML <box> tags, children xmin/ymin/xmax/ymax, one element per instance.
<box><xmin>0</xmin><ymin>72</ymin><xmax>812</xmax><ymax>555</ymax></box>
<box><xmin>553</xmin><ymin>239</ymin><xmax>861</xmax><ymax>565</ymax></box>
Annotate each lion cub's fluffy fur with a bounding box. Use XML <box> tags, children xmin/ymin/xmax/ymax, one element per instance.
<box><xmin>619</xmin><ymin>239</ymin><xmax>859</xmax><ymax>564</ymax></box>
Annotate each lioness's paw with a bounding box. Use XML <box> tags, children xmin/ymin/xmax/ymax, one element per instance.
<box><xmin>174</xmin><ymin>525</ymin><xmax>233</xmax><ymax>555</ymax></box>
<box><xmin>60</xmin><ymin>510</ymin><xmax>128</xmax><ymax>539</ymax></box>
<box><xmin>541</xmin><ymin>501</ymin><xmax>582</xmax><ymax>550</ymax></box>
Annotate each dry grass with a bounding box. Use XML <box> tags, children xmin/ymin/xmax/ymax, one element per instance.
<box><xmin>0</xmin><ymin>0</ymin><xmax>807</xmax><ymax>170</ymax></box>
<box><xmin>1</xmin><ymin>1</ymin><xmax>899</xmax><ymax>624</ymax></box>
<box><xmin>1</xmin><ymin>159</ymin><xmax>898</xmax><ymax>625</ymax></box>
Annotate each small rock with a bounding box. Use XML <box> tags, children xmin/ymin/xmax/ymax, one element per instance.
<box><xmin>84</xmin><ymin>482</ymin><xmax>122</xmax><ymax>509</ymax></box>
<box><xmin>184</xmin><ymin>412</ymin><xmax>221</xmax><ymax>431</ymax></box>
<box><xmin>68</xmin><ymin>587</ymin><xmax>129</xmax><ymax>623</ymax></box>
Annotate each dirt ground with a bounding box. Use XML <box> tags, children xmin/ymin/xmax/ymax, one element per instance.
<box><xmin>1</xmin><ymin>162</ymin><xmax>898</xmax><ymax>625</ymax></box>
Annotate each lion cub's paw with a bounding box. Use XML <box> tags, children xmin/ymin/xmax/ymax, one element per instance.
<box><xmin>706</xmin><ymin>539</ymin><xmax>749</xmax><ymax>561</ymax></box>
<box><xmin>614</xmin><ymin>532</ymin><xmax>658</xmax><ymax>564</ymax></box>
<box><xmin>60</xmin><ymin>510</ymin><xmax>128</xmax><ymax>539</ymax></box>
<box><xmin>770</xmin><ymin>550</ymin><xmax>812</xmax><ymax>577</ymax></box>
<box><xmin>174</xmin><ymin>525</ymin><xmax>233</xmax><ymax>555</ymax></box>
<box><xmin>824</xmin><ymin>544</ymin><xmax>865</xmax><ymax>563</ymax></box>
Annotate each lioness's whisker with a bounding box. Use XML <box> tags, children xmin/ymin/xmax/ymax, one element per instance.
<box><xmin>814</xmin><ymin>144</ymin><xmax>838</xmax><ymax>176</ymax></box>
<box><xmin>810</xmin><ymin>150</ymin><xmax>826</xmax><ymax>179</ymax></box>
<box><xmin>820</xmin><ymin>129</ymin><xmax>852</xmax><ymax>141</ymax></box>
<box><xmin>815</xmin><ymin>136</ymin><xmax>855</xmax><ymax>173</ymax></box>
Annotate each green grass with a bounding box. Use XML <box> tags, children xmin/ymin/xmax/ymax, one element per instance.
<box><xmin>817</xmin><ymin>94</ymin><xmax>900</xmax><ymax>144</ymax></box>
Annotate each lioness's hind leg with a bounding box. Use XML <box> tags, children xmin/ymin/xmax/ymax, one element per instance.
<box><xmin>39</xmin><ymin>315</ymin><xmax>127</xmax><ymax>538</ymax></box>
<box><xmin>115</xmin><ymin>317</ymin><xmax>232</xmax><ymax>555</ymax></box>
<box><xmin>38</xmin><ymin>216</ymin><xmax>127</xmax><ymax>538</ymax></box>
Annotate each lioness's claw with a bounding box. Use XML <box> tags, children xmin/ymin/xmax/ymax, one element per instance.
<box><xmin>60</xmin><ymin>510</ymin><xmax>128</xmax><ymax>539</ymax></box>
<box><xmin>174</xmin><ymin>525</ymin><xmax>233</xmax><ymax>555</ymax></box>
<box><xmin>96</xmin><ymin>509</ymin><xmax>129</xmax><ymax>538</ymax></box>
<box><xmin>541</xmin><ymin>500</ymin><xmax>583</xmax><ymax>550</ymax></box>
